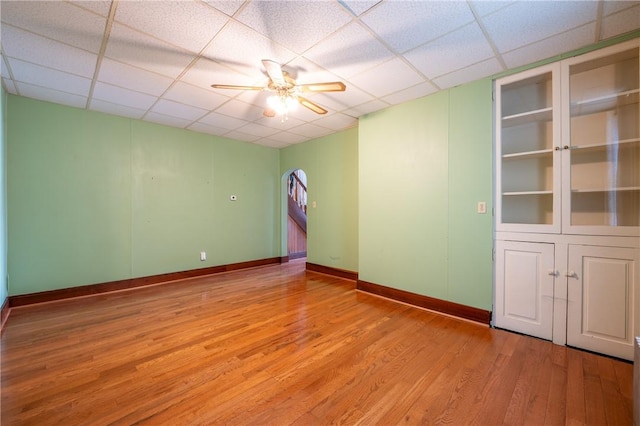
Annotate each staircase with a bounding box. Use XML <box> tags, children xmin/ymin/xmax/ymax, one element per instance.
<box><xmin>288</xmin><ymin>171</ymin><xmax>307</xmax><ymax>258</ymax></box>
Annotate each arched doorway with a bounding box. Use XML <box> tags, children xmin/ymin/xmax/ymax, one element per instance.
<box><xmin>286</xmin><ymin>169</ymin><xmax>307</xmax><ymax>259</ymax></box>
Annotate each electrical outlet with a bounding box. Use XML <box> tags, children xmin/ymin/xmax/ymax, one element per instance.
<box><xmin>477</xmin><ymin>201</ymin><xmax>487</xmax><ymax>214</ymax></box>
<box><xmin>200</xmin><ymin>251</ymin><xmax>206</xmax><ymax>261</ymax></box>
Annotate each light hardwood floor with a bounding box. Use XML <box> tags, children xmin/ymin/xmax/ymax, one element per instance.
<box><xmin>1</xmin><ymin>259</ymin><xmax>633</xmax><ymax>425</ymax></box>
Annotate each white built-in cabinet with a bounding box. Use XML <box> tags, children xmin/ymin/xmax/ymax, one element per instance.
<box><xmin>494</xmin><ymin>39</ymin><xmax>640</xmax><ymax>360</ymax></box>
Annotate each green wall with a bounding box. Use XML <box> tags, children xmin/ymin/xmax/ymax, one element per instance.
<box><xmin>0</xmin><ymin>89</ymin><xmax>7</xmax><ymax>307</ymax></box>
<box><xmin>7</xmin><ymin>96</ymin><xmax>280</xmax><ymax>296</ymax></box>
<box><xmin>280</xmin><ymin>128</ymin><xmax>358</xmax><ymax>273</ymax></box>
<box><xmin>359</xmin><ymin>79</ymin><xmax>493</xmax><ymax>310</ymax></box>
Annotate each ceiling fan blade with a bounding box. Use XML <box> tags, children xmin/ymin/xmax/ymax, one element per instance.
<box><xmin>262</xmin><ymin>59</ymin><xmax>286</xmax><ymax>86</ymax></box>
<box><xmin>299</xmin><ymin>81</ymin><xmax>346</xmax><ymax>93</ymax></box>
<box><xmin>298</xmin><ymin>96</ymin><xmax>328</xmax><ymax>115</ymax></box>
<box><xmin>211</xmin><ymin>84</ymin><xmax>265</xmax><ymax>91</ymax></box>
<box><xmin>263</xmin><ymin>108</ymin><xmax>276</xmax><ymax>118</ymax></box>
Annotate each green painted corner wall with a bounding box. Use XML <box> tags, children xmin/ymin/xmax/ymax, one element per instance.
<box><xmin>447</xmin><ymin>80</ymin><xmax>494</xmax><ymax>309</ymax></box>
<box><xmin>280</xmin><ymin>128</ymin><xmax>358</xmax><ymax>273</ymax></box>
<box><xmin>0</xmin><ymin>88</ymin><xmax>7</xmax><ymax>307</ymax></box>
<box><xmin>359</xmin><ymin>79</ymin><xmax>493</xmax><ymax>310</ymax></box>
<box><xmin>7</xmin><ymin>96</ymin><xmax>280</xmax><ymax>296</ymax></box>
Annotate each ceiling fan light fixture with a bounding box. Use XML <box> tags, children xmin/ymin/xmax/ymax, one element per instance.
<box><xmin>267</xmin><ymin>94</ymin><xmax>298</xmax><ymax>119</ymax></box>
<box><xmin>212</xmin><ymin>59</ymin><xmax>345</xmax><ymax>119</ymax></box>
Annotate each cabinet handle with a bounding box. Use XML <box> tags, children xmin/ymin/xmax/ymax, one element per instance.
<box><xmin>548</xmin><ymin>269</ymin><xmax>558</xmax><ymax>276</ymax></box>
<box><xmin>563</xmin><ymin>145</ymin><xmax>570</xmax><ymax>150</ymax></box>
<box><xmin>565</xmin><ymin>270</ymin><xmax>577</xmax><ymax>278</ymax></box>
<box><xmin>554</xmin><ymin>146</ymin><xmax>561</xmax><ymax>151</ymax></box>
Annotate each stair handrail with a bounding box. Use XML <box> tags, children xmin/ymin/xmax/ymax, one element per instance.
<box><xmin>288</xmin><ymin>172</ymin><xmax>307</xmax><ymax>213</ymax></box>
<box><xmin>290</xmin><ymin>173</ymin><xmax>306</xmax><ymax>192</ymax></box>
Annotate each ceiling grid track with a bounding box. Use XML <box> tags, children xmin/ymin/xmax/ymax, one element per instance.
<box><xmin>467</xmin><ymin>1</ymin><xmax>507</xmax><ymax>71</ymax></box>
<box><xmin>86</xmin><ymin>0</ymin><xmax>119</xmax><ymax>110</ymax></box>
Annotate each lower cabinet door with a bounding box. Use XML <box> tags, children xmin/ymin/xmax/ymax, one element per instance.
<box><xmin>495</xmin><ymin>240</ymin><xmax>555</xmax><ymax>340</ymax></box>
<box><xmin>567</xmin><ymin>245</ymin><xmax>639</xmax><ymax>361</ymax></box>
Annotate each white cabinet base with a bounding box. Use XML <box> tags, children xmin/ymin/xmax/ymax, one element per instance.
<box><xmin>495</xmin><ymin>240</ymin><xmax>554</xmax><ymax>340</ymax></box>
<box><xmin>495</xmin><ymin>232</ymin><xmax>639</xmax><ymax>361</ymax></box>
<box><xmin>567</xmin><ymin>245</ymin><xmax>639</xmax><ymax>360</ymax></box>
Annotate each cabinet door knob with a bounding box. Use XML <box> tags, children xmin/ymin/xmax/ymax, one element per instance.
<box><xmin>554</xmin><ymin>146</ymin><xmax>561</xmax><ymax>151</ymax></box>
<box><xmin>548</xmin><ymin>269</ymin><xmax>558</xmax><ymax>276</ymax></box>
<box><xmin>563</xmin><ymin>145</ymin><xmax>570</xmax><ymax>150</ymax></box>
<box><xmin>565</xmin><ymin>270</ymin><xmax>577</xmax><ymax>278</ymax></box>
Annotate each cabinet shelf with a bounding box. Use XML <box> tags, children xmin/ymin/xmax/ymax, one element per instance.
<box><xmin>571</xmin><ymin>89</ymin><xmax>639</xmax><ymax>116</ymax></box>
<box><xmin>503</xmin><ymin>190</ymin><xmax>553</xmax><ymax>196</ymax></box>
<box><xmin>571</xmin><ymin>138</ymin><xmax>640</xmax><ymax>151</ymax></box>
<box><xmin>502</xmin><ymin>148</ymin><xmax>554</xmax><ymax>160</ymax></box>
<box><xmin>571</xmin><ymin>186</ymin><xmax>640</xmax><ymax>193</ymax></box>
<box><xmin>502</xmin><ymin>107</ymin><xmax>552</xmax><ymax>128</ymax></box>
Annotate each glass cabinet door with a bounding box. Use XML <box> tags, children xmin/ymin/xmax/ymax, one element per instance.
<box><xmin>496</xmin><ymin>64</ymin><xmax>561</xmax><ymax>233</ymax></box>
<box><xmin>563</xmin><ymin>40</ymin><xmax>640</xmax><ymax>236</ymax></box>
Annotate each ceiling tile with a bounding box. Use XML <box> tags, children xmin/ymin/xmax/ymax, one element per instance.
<box><xmin>201</xmin><ymin>20</ymin><xmax>296</xmax><ymax>75</ymax></box>
<box><xmin>264</xmin><ymin>130</ymin><xmax>309</xmax><ymax>144</ymax></box>
<box><xmin>92</xmin><ymin>82</ymin><xmax>158</xmax><ymax>110</ymax></box>
<box><xmin>16</xmin><ymin>82</ymin><xmax>87</xmax><ymax>109</ymax></box>
<box><xmin>309</xmin><ymin>86</ymin><xmax>373</xmax><ymax>113</ymax></box>
<box><xmin>105</xmin><ymin>23</ymin><xmax>196</xmax><ymax>79</ymax></box>
<box><xmin>224</xmin><ymin>129</ymin><xmax>262</xmax><ymax>142</ymax></box>
<box><xmin>114</xmin><ymin>1</ymin><xmax>228</xmax><ymax>53</ymax></box>
<box><xmin>69</xmin><ymin>1</ymin><xmax>112</xmax><ymax>17</ymax></box>
<box><xmin>181</xmin><ymin>57</ymin><xmax>261</xmax><ymax>92</ymax></box>
<box><xmin>283</xmin><ymin>57</ymin><xmax>346</xmax><ymax>86</ymax></box>
<box><xmin>253</xmin><ymin>138</ymin><xmax>291</xmax><ymax>149</ymax></box>
<box><xmin>1</xmin><ymin>57</ymin><xmax>10</xmax><ymax>79</ymax></box>
<box><xmin>2</xmin><ymin>78</ymin><xmax>18</xmax><ymax>95</ymax></box>
<box><xmin>468</xmin><ymin>0</ymin><xmax>515</xmax><ymax>17</ymax></box>
<box><xmin>236</xmin><ymin>90</ymin><xmax>271</xmax><ymax>109</ymax></box>
<box><xmin>8</xmin><ymin>58</ymin><xmax>91</xmax><ymax>96</ymax></box>
<box><xmin>236</xmin><ymin>1</ymin><xmax>351</xmax><ymax>54</ymax></box>
<box><xmin>214</xmin><ymin>99</ymin><xmax>265</xmax><ymax>121</ymax></box>
<box><xmin>289</xmin><ymin>123</ymin><xmax>335</xmax><ymax>139</ymax></box>
<box><xmin>162</xmin><ymin>81</ymin><xmax>230</xmax><ymax>111</ymax></box>
<box><xmin>304</xmin><ymin>22</ymin><xmax>395</xmax><ymax>79</ymax></box>
<box><xmin>482</xmin><ymin>1</ymin><xmax>599</xmax><ymax>53</ymax></box>
<box><xmin>361</xmin><ymin>1</ymin><xmax>475</xmax><ymax>53</ymax></box>
<box><xmin>310</xmin><ymin>113</ymin><xmax>358</xmax><ymax>131</ymax></box>
<box><xmin>203</xmin><ymin>1</ymin><xmax>245</xmax><ymax>17</ymax></box>
<box><xmin>144</xmin><ymin>111</ymin><xmax>193</xmax><ymax>129</ymax></box>
<box><xmin>502</xmin><ymin>23</ymin><xmax>596</xmax><ymax>68</ymax></box>
<box><xmin>1</xmin><ymin>25</ymin><xmax>97</xmax><ymax>78</ymax></box>
<box><xmin>404</xmin><ymin>23</ymin><xmax>494</xmax><ymax>79</ymax></box>
<box><xmin>382</xmin><ymin>81</ymin><xmax>439</xmax><ymax>106</ymax></box>
<box><xmin>187</xmin><ymin>121</ymin><xmax>229</xmax><ymax>136</ymax></box>
<box><xmin>339</xmin><ymin>1</ymin><xmax>382</xmax><ymax>17</ymax></box>
<box><xmin>1</xmin><ymin>1</ymin><xmax>106</xmax><ymax>53</ymax></box>
<box><xmin>603</xmin><ymin>1</ymin><xmax>639</xmax><ymax>16</ymax></box>
<box><xmin>348</xmin><ymin>57</ymin><xmax>424</xmax><ymax>97</ymax></box>
<box><xmin>98</xmin><ymin>58</ymin><xmax>174</xmax><ymax>96</ymax></box>
<box><xmin>256</xmin><ymin>114</ymin><xmax>306</xmax><ymax>130</ymax></box>
<box><xmin>601</xmin><ymin>5</ymin><xmax>640</xmax><ymax>40</ymax></box>
<box><xmin>89</xmin><ymin>99</ymin><xmax>146</xmax><ymax>120</ymax></box>
<box><xmin>151</xmin><ymin>99</ymin><xmax>208</xmax><ymax>121</ymax></box>
<box><xmin>236</xmin><ymin>122</ymin><xmax>280</xmax><ymax>138</ymax></box>
<box><xmin>432</xmin><ymin>58</ymin><xmax>502</xmax><ymax>90</ymax></box>
<box><xmin>197</xmin><ymin>111</ymin><xmax>247</xmax><ymax>130</ymax></box>
<box><xmin>342</xmin><ymin>99</ymin><xmax>391</xmax><ymax>117</ymax></box>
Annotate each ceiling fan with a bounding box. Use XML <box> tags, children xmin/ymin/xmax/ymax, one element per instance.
<box><xmin>211</xmin><ymin>59</ymin><xmax>346</xmax><ymax>118</ymax></box>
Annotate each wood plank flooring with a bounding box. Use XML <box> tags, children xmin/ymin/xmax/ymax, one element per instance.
<box><xmin>1</xmin><ymin>259</ymin><xmax>633</xmax><ymax>425</ymax></box>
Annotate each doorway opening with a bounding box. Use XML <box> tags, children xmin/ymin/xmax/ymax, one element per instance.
<box><xmin>286</xmin><ymin>169</ymin><xmax>307</xmax><ymax>259</ymax></box>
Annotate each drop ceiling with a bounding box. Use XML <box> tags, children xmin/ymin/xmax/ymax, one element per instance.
<box><xmin>1</xmin><ymin>1</ymin><xmax>639</xmax><ymax>148</ymax></box>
